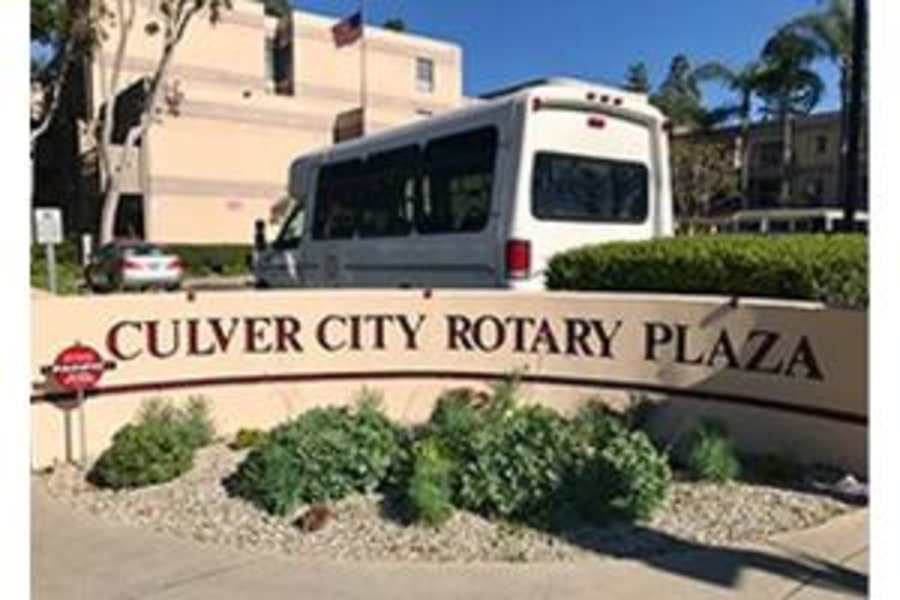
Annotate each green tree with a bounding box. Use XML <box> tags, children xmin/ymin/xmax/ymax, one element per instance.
<box><xmin>755</xmin><ymin>30</ymin><xmax>824</xmax><ymax>203</ymax></box>
<box><xmin>383</xmin><ymin>17</ymin><xmax>407</xmax><ymax>32</ymax></box>
<box><xmin>693</xmin><ymin>60</ymin><xmax>764</xmax><ymax>198</ymax></box>
<box><xmin>670</xmin><ymin>137</ymin><xmax>739</xmax><ymax>222</ymax></box>
<box><xmin>783</xmin><ymin>0</ymin><xmax>862</xmax><ymax>204</ymax></box>
<box><xmin>97</xmin><ymin>1</ymin><xmax>233</xmax><ymax>242</ymax></box>
<box><xmin>30</xmin><ymin>0</ymin><xmax>97</xmax><ymax>147</ymax></box>
<box><xmin>650</xmin><ymin>54</ymin><xmax>708</xmax><ymax>130</ymax></box>
<box><xmin>624</xmin><ymin>62</ymin><xmax>651</xmax><ymax>94</ymax></box>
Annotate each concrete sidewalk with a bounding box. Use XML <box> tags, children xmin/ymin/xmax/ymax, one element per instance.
<box><xmin>32</xmin><ymin>482</ymin><xmax>867</xmax><ymax>599</ymax></box>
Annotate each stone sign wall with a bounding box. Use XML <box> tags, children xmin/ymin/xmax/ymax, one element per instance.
<box><xmin>31</xmin><ymin>290</ymin><xmax>867</xmax><ymax>473</ymax></box>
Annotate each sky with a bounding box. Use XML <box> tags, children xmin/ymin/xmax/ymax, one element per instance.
<box><xmin>292</xmin><ymin>0</ymin><xmax>841</xmax><ymax>115</ymax></box>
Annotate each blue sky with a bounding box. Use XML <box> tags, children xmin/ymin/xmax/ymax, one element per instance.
<box><xmin>293</xmin><ymin>0</ymin><xmax>841</xmax><ymax>115</ymax></box>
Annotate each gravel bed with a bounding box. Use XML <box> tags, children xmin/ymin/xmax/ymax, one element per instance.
<box><xmin>36</xmin><ymin>444</ymin><xmax>857</xmax><ymax>563</ymax></box>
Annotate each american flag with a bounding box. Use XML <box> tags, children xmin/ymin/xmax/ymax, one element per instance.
<box><xmin>332</xmin><ymin>11</ymin><xmax>363</xmax><ymax>47</ymax></box>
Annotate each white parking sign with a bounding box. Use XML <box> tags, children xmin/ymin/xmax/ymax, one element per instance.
<box><xmin>34</xmin><ymin>208</ymin><xmax>64</xmax><ymax>245</ymax></box>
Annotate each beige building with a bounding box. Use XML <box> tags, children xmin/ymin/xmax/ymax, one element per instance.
<box><xmin>672</xmin><ymin>110</ymin><xmax>868</xmax><ymax>214</ymax></box>
<box><xmin>41</xmin><ymin>0</ymin><xmax>464</xmax><ymax>245</ymax></box>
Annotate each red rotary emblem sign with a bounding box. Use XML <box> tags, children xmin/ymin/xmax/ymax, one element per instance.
<box><xmin>48</xmin><ymin>344</ymin><xmax>110</xmax><ymax>392</ymax></box>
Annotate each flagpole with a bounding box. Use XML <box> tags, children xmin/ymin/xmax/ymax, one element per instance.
<box><xmin>360</xmin><ymin>0</ymin><xmax>367</xmax><ymax>135</ymax></box>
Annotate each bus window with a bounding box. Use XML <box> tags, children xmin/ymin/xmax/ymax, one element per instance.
<box><xmin>737</xmin><ymin>220</ymin><xmax>761</xmax><ymax>233</ymax></box>
<box><xmin>359</xmin><ymin>146</ymin><xmax>420</xmax><ymax>238</ymax></box>
<box><xmin>531</xmin><ymin>153</ymin><xmax>648</xmax><ymax>223</ymax></box>
<box><xmin>312</xmin><ymin>159</ymin><xmax>363</xmax><ymax>240</ymax></box>
<box><xmin>419</xmin><ymin>127</ymin><xmax>497</xmax><ymax>234</ymax></box>
<box><xmin>272</xmin><ymin>204</ymin><xmax>305</xmax><ymax>249</ymax></box>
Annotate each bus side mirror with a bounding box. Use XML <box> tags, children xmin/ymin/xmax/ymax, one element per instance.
<box><xmin>253</xmin><ymin>219</ymin><xmax>267</xmax><ymax>252</ymax></box>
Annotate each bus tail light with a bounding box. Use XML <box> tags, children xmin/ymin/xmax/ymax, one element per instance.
<box><xmin>588</xmin><ymin>116</ymin><xmax>606</xmax><ymax>129</ymax></box>
<box><xmin>532</xmin><ymin>97</ymin><xmax>543</xmax><ymax>112</ymax></box>
<box><xmin>505</xmin><ymin>239</ymin><xmax>531</xmax><ymax>280</ymax></box>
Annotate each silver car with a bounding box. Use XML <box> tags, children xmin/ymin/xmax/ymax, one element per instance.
<box><xmin>85</xmin><ymin>241</ymin><xmax>184</xmax><ymax>293</ymax></box>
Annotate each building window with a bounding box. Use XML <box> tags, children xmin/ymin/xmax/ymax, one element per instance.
<box><xmin>416</xmin><ymin>57</ymin><xmax>434</xmax><ymax>93</ymax></box>
<box><xmin>815</xmin><ymin>134</ymin><xmax>828</xmax><ymax>154</ymax></box>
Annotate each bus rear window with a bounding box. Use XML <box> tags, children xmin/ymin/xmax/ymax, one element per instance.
<box><xmin>531</xmin><ymin>152</ymin><xmax>648</xmax><ymax>223</ymax></box>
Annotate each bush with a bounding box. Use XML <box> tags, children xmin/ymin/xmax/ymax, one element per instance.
<box><xmin>226</xmin><ymin>399</ymin><xmax>402</xmax><ymax>515</ymax></box>
<box><xmin>31</xmin><ymin>241</ymin><xmax>84</xmax><ymax>295</ymax></box>
<box><xmin>682</xmin><ymin>419</ymin><xmax>741</xmax><ymax>483</ymax></box>
<box><xmin>88</xmin><ymin>421</ymin><xmax>194</xmax><ymax>489</ymax></box>
<box><xmin>167</xmin><ymin>245</ymin><xmax>252</xmax><ymax>277</ymax></box>
<box><xmin>546</xmin><ymin>234</ymin><xmax>867</xmax><ymax>308</ymax></box>
<box><xmin>452</xmin><ymin>405</ymin><xmax>579</xmax><ymax>523</ymax></box>
<box><xmin>424</xmin><ymin>382</ymin><xmax>671</xmax><ymax>526</ymax></box>
<box><xmin>408</xmin><ymin>438</ymin><xmax>455</xmax><ymax>526</ymax></box>
<box><xmin>87</xmin><ymin>397</ymin><xmax>215</xmax><ymax>489</ymax></box>
<box><xmin>228</xmin><ymin>428</ymin><xmax>269</xmax><ymax>451</ymax></box>
<box><xmin>139</xmin><ymin>397</ymin><xmax>216</xmax><ymax>450</ymax></box>
<box><xmin>575</xmin><ymin>429</ymin><xmax>673</xmax><ymax>521</ymax></box>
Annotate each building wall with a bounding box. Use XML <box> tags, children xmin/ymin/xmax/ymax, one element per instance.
<box><xmin>673</xmin><ymin>111</ymin><xmax>868</xmax><ymax>213</ymax></box>
<box><xmin>89</xmin><ymin>0</ymin><xmax>464</xmax><ymax>244</ymax></box>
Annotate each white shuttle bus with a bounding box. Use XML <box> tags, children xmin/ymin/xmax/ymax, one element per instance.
<box><xmin>253</xmin><ymin>78</ymin><xmax>673</xmax><ymax>290</ymax></box>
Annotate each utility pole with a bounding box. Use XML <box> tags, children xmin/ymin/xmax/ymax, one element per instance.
<box><xmin>842</xmin><ymin>0</ymin><xmax>867</xmax><ymax>230</ymax></box>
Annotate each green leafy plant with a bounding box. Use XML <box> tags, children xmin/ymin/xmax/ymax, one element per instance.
<box><xmin>408</xmin><ymin>438</ymin><xmax>455</xmax><ymax>526</ymax></box>
<box><xmin>87</xmin><ymin>397</ymin><xmax>215</xmax><ymax>489</ymax></box>
<box><xmin>452</xmin><ymin>404</ymin><xmax>579</xmax><ymax>523</ymax></box>
<box><xmin>225</xmin><ymin>399</ymin><xmax>402</xmax><ymax>515</ymax></box>
<box><xmin>682</xmin><ymin>419</ymin><xmax>741</xmax><ymax>482</ymax></box>
<box><xmin>575</xmin><ymin>429</ymin><xmax>673</xmax><ymax>521</ymax></box>
<box><xmin>546</xmin><ymin>234</ymin><xmax>867</xmax><ymax>308</ymax></box>
<box><xmin>229</xmin><ymin>428</ymin><xmax>269</xmax><ymax>451</ymax></box>
<box><xmin>139</xmin><ymin>396</ymin><xmax>216</xmax><ymax>450</ymax></box>
<box><xmin>88</xmin><ymin>421</ymin><xmax>194</xmax><ymax>489</ymax></box>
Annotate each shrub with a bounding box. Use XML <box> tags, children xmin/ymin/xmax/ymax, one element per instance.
<box><xmin>408</xmin><ymin>438</ymin><xmax>455</xmax><ymax>526</ymax></box>
<box><xmin>226</xmin><ymin>399</ymin><xmax>402</xmax><ymax>515</ymax></box>
<box><xmin>139</xmin><ymin>397</ymin><xmax>216</xmax><ymax>450</ymax></box>
<box><xmin>575</xmin><ymin>429</ymin><xmax>673</xmax><ymax>521</ymax></box>
<box><xmin>166</xmin><ymin>244</ymin><xmax>252</xmax><ymax>277</ymax></box>
<box><xmin>31</xmin><ymin>241</ymin><xmax>84</xmax><ymax>295</ymax></box>
<box><xmin>452</xmin><ymin>405</ymin><xmax>579</xmax><ymax>523</ymax></box>
<box><xmin>229</xmin><ymin>428</ymin><xmax>269</xmax><ymax>451</ymax></box>
<box><xmin>87</xmin><ymin>397</ymin><xmax>214</xmax><ymax>489</ymax></box>
<box><xmin>570</xmin><ymin>401</ymin><xmax>628</xmax><ymax>448</ymax></box>
<box><xmin>88</xmin><ymin>421</ymin><xmax>194</xmax><ymax>489</ymax></box>
<box><xmin>546</xmin><ymin>234</ymin><xmax>867</xmax><ymax>308</ymax></box>
<box><xmin>682</xmin><ymin>419</ymin><xmax>741</xmax><ymax>483</ymax></box>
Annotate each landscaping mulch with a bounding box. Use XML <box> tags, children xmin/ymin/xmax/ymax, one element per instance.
<box><xmin>36</xmin><ymin>443</ymin><xmax>858</xmax><ymax>563</ymax></box>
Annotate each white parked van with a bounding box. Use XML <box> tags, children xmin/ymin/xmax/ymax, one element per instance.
<box><xmin>253</xmin><ymin>78</ymin><xmax>673</xmax><ymax>290</ymax></box>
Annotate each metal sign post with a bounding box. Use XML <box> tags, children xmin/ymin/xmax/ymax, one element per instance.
<box><xmin>34</xmin><ymin>208</ymin><xmax>64</xmax><ymax>294</ymax></box>
<box><xmin>39</xmin><ymin>343</ymin><xmax>116</xmax><ymax>467</ymax></box>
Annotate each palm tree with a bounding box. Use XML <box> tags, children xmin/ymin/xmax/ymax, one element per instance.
<box><xmin>754</xmin><ymin>30</ymin><xmax>824</xmax><ymax>204</ymax></box>
<box><xmin>651</xmin><ymin>54</ymin><xmax>708</xmax><ymax>130</ymax></box>
<box><xmin>783</xmin><ymin>0</ymin><xmax>855</xmax><ymax>201</ymax></box>
<box><xmin>693</xmin><ymin>60</ymin><xmax>764</xmax><ymax>200</ymax></box>
<box><xmin>624</xmin><ymin>62</ymin><xmax>651</xmax><ymax>94</ymax></box>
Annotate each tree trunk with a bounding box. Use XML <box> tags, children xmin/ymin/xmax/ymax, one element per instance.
<box><xmin>780</xmin><ymin>111</ymin><xmax>794</xmax><ymax>205</ymax></box>
<box><xmin>99</xmin><ymin>6</ymin><xmax>198</xmax><ymax>243</ymax></box>
<box><xmin>836</xmin><ymin>65</ymin><xmax>850</xmax><ymax>208</ymax></box>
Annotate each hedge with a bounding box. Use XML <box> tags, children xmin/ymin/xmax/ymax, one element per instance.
<box><xmin>545</xmin><ymin>234</ymin><xmax>867</xmax><ymax>308</ymax></box>
<box><xmin>30</xmin><ymin>242</ymin><xmax>252</xmax><ymax>292</ymax></box>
